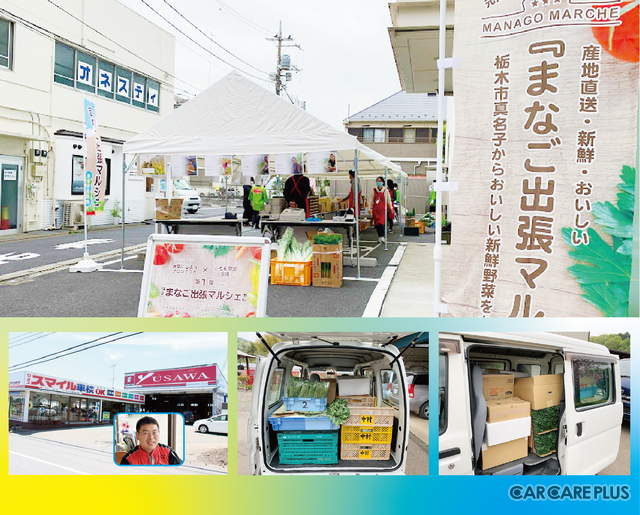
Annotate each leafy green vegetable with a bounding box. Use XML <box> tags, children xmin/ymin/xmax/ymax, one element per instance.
<box><xmin>203</xmin><ymin>245</ymin><xmax>232</xmax><ymax>258</ymax></box>
<box><xmin>562</xmin><ymin>166</ymin><xmax>635</xmax><ymax>317</ymax></box>
<box><xmin>312</xmin><ymin>233</ymin><xmax>343</xmax><ymax>245</ymax></box>
<box><xmin>531</xmin><ymin>405</ymin><xmax>560</xmax><ymax>434</ymax></box>
<box><xmin>531</xmin><ymin>430</ymin><xmax>557</xmax><ymax>456</ymax></box>
<box><xmin>277</xmin><ymin>228</ymin><xmax>313</xmax><ymax>261</ymax></box>
<box><xmin>324</xmin><ymin>398</ymin><xmax>350</xmax><ymax>426</ymax></box>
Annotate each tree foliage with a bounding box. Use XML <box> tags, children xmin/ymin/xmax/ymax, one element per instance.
<box><xmin>589</xmin><ymin>333</ymin><xmax>631</xmax><ymax>352</ymax></box>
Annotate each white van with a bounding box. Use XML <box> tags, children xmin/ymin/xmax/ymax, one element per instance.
<box><xmin>247</xmin><ymin>332</ymin><xmax>425</xmax><ymax>475</ymax></box>
<box><xmin>439</xmin><ymin>332</ymin><xmax>623</xmax><ymax>476</ymax></box>
<box><xmin>172</xmin><ymin>179</ymin><xmax>201</xmax><ymax>214</ymax></box>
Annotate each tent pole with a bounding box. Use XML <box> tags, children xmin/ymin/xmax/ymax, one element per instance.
<box><xmin>354</xmin><ymin>150</ymin><xmax>361</xmax><ymax>279</ymax></box>
<box><xmin>120</xmin><ymin>155</ymin><xmax>136</xmax><ymax>269</ymax></box>
<box><xmin>434</xmin><ymin>0</ymin><xmax>447</xmax><ymax>317</ymax></box>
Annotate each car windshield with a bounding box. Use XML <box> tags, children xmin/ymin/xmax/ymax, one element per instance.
<box><xmin>174</xmin><ymin>179</ymin><xmax>194</xmax><ymax>190</ymax></box>
<box><xmin>620</xmin><ymin>359</ymin><xmax>630</xmax><ymax>377</ymax></box>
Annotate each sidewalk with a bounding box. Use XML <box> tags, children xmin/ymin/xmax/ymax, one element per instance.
<box><xmin>381</xmin><ymin>242</ymin><xmax>450</xmax><ymax>317</ymax></box>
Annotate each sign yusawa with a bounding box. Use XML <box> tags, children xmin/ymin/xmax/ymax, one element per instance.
<box><xmin>124</xmin><ymin>365</ymin><xmax>217</xmax><ymax>388</ymax></box>
<box><xmin>442</xmin><ymin>0</ymin><xmax>638</xmax><ymax>317</ymax></box>
<box><xmin>138</xmin><ymin>235</ymin><xmax>271</xmax><ymax>318</ymax></box>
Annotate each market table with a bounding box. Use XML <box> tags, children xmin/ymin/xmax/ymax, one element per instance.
<box><xmin>259</xmin><ymin>218</ymin><xmax>356</xmax><ymax>264</ymax></box>
<box><xmin>156</xmin><ymin>217</ymin><xmax>246</xmax><ymax>236</ymax></box>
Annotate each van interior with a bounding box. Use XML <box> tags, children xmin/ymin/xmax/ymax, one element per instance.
<box><xmin>468</xmin><ymin>343</ymin><xmax>564</xmax><ymax>475</ymax></box>
<box><xmin>260</xmin><ymin>344</ymin><xmax>408</xmax><ymax>473</ymax></box>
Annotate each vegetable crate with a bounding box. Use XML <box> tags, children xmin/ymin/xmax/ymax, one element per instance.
<box><xmin>338</xmin><ymin>396</ymin><xmax>376</xmax><ymax>407</ymax></box>
<box><xmin>283</xmin><ymin>397</ymin><xmax>328</xmax><ymax>412</ymax></box>
<box><xmin>344</xmin><ymin>406</ymin><xmax>395</xmax><ymax>427</ymax></box>
<box><xmin>277</xmin><ymin>431</ymin><xmax>338</xmax><ymax>465</ymax></box>
<box><xmin>312</xmin><ymin>243</ymin><xmax>343</xmax><ymax>288</ymax></box>
<box><xmin>340</xmin><ymin>442</ymin><xmax>391</xmax><ymax>461</ymax></box>
<box><xmin>341</xmin><ymin>425</ymin><xmax>392</xmax><ymax>444</ymax></box>
<box><xmin>269</xmin><ymin>416</ymin><xmax>338</xmax><ymax>431</ymax></box>
<box><xmin>270</xmin><ymin>259</ymin><xmax>312</xmax><ymax>286</ymax></box>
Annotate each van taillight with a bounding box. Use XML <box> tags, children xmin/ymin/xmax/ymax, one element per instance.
<box><xmin>408</xmin><ymin>385</ymin><xmax>414</xmax><ymax>398</ymax></box>
<box><xmin>387</xmin><ymin>383</ymin><xmax>392</xmax><ymax>391</ymax></box>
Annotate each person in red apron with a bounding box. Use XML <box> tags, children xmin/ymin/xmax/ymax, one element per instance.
<box><xmin>284</xmin><ymin>169</ymin><xmax>311</xmax><ymax>217</ymax></box>
<box><xmin>370</xmin><ymin>176</ymin><xmax>394</xmax><ymax>243</ymax></box>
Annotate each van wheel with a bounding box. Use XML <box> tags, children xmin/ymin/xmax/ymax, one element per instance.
<box><xmin>419</xmin><ymin>402</ymin><xmax>429</xmax><ymax>420</ymax></box>
<box><xmin>187</xmin><ymin>209</ymin><xmax>198</xmax><ymax>214</ymax></box>
<box><xmin>198</xmin><ymin>425</ymin><xmax>208</xmax><ymax>433</ymax></box>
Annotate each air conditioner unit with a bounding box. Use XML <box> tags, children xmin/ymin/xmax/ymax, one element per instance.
<box><xmin>62</xmin><ymin>201</ymin><xmax>88</xmax><ymax>229</ymax></box>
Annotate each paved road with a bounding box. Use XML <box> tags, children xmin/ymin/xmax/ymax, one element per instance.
<box><xmin>9</xmin><ymin>426</ymin><xmax>225</xmax><ymax>475</ymax></box>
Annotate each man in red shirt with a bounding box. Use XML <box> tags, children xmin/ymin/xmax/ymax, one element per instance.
<box><xmin>120</xmin><ymin>416</ymin><xmax>182</xmax><ymax>465</ymax></box>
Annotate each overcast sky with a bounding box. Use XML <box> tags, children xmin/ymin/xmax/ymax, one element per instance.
<box><xmin>117</xmin><ymin>0</ymin><xmax>401</xmax><ymax>129</ymax></box>
<box><xmin>9</xmin><ymin>332</ymin><xmax>228</xmax><ymax>391</ymax></box>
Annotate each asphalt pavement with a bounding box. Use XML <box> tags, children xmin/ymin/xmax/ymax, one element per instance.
<box><xmin>599</xmin><ymin>422</ymin><xmax>630</xmax><ymax>475</ymax></box>
<box><xmin>9</xmin><ymin>425</ymin><xmax>225</xmax><ymax>475</ymax></box>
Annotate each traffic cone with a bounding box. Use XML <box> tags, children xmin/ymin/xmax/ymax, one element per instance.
<box><xmin>0</xmin><ymin>205</ymin><xmax>9</xmax><ymax>230</ymax></box>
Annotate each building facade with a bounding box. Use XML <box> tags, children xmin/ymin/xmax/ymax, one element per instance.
<box><xmin>9</xmin><ymin>370</ymin><xmax>144</xmax><ymax>427</ymax></box>
<box><xmin>0</xmin><ymin>0</ymin><xmax>175</xmax><ymax>233</ymax></box>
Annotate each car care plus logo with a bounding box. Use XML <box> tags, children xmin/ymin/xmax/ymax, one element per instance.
<box><xmin>509</xmin><ymin>484</ymin><xmax>631</xmax><ymax>501</ymax></box>
<box><xmin>481</xmin><ymin>0</ymin><xmax>623</xmax><ymax>38</ymax></box>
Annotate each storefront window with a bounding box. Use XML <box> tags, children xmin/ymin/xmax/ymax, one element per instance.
<box><xmin>50</xmin><ymin>394</ymin><xmax>68</xmax><ymax>422</ymax></box>
<box><xmin>29</xmin><ymin>392</ymin><xmax>52</xmax><ymax>422</ymax></box>
<box><xmin>88</xmin><ymin>400</ymin><xmax>100</xmax><ymax>422</ymax></box>
<box><xmin>9</xmin><ymin>393</ymin><xmax>25</xmax><ymax>421</ymax></box>
<box><xmin>69</xmin><ymin>397</ymin><xmax>81</xmax><ymax>422</ymax></box>
<box><xmin>79</xmin><ymin>398</ymin><xmax>88</xmax><ymax>421</ymax></box>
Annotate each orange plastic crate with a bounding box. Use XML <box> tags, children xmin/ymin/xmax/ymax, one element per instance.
<box><xmin>270</xmin><ymin>259</ymin><xmax>312</xmax><ymax>286</ymax></box>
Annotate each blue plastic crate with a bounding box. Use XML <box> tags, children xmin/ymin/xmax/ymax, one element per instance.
<box><xmin>283</xmin><ymin>397</ymin><xmax>327</xmax><ymax>412</ymax></box>
<box><xmin>277</xmin><ymin>430</ymin><xmax>338</xmax><ymax>465</ymax></box>
<box><xmin>269</xmin><ymin>415</ymin><xmax>338</xmax><ymax>431</ymax></box>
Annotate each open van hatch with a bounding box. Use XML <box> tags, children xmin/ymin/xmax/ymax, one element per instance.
<box><xmin>255</xmin><ymin>342</ymin><xmax>410</xmax><ymax>475</ymax></box>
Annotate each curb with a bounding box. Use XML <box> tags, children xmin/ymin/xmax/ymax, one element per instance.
<box><xmin>409</xmin><ymin>430</ymin><xmax>429</xmax><ymax>452</ymax></box>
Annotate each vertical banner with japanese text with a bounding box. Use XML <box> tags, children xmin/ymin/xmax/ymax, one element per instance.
<box><xmin>83</xmin><ymin>98</ymin><xmax>107</xmax><ymax>215</ymax></box>
<box><xmin>442</xmin><ymin>0</ymin><xmax>638</xmax><ymax>317</ymax></box>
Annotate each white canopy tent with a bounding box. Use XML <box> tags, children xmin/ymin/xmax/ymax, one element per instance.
<box><xmin>124</xmin><ymin>71</ymin><xmax>407</xmax><ymax>277</ymax></box>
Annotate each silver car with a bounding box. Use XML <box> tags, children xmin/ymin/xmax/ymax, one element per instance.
<box><xmin>390</xmin><ymin>371</ymin><xmax>428</xmax><ymax>419</ymax></box>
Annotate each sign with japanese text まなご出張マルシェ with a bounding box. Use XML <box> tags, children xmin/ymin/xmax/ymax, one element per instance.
<box><xmin>83</xmin><ymin>98</ymin><xmax>107</xmax><ymax>215</ymax></box>
<box><xmin>442</xmin><ymin>0</ymin><xmax>638</xmax><ymax>317</ymax></box>
<box><xmin>138</xmin><ymin>234</ymin><xmax>271</xmax><ymax>318</ymax></box>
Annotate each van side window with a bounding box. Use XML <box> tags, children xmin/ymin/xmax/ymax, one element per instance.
<box><xmin>517</xmin><ymin>364</ymin><xmax>541</xmax><ymax>376</ymax></box>
<box><xmin>268</xmin><ymin>368</ymin><xmax>285</xmax><ymax>407</ymax></box>
<box><xmin>572</xmin><ymin>358</ymin><xmax>614</xmax><ymax>409</ymax></box>
<box><xmin>439</xmin><ymin>353</ymin><xmax>447</xmax><ymax>435</ymax></box>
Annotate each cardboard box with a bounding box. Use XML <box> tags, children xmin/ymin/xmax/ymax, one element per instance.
<box><xmin>482</xmin><ymin>373</ymin><xmax>515</xmax><ymax>400</ymax></box>
<box><xmin>312</xmin><ymin>243</ymin><xmax>343</xmax><ymax>288</ymax></box>
<box><xmin>326</xmin><ymin>380</ymin><xmax>337</xmax><ymax>404</ymax></box>
<box><xmin>481</xmin><ymin>437</ymin><xmax>528</xmax><ymax>470</ymax></box>
<box><xmin>486</xmin><ymin>397</ymin><xmax>530</xmax><ymax>423</ymax></box>
<box><xmin>514</xmin><ymin>374</ymin><xmax>563</xmax><ymax>410</ymax></box>
<box><xmin>485</xmin><ymin>416</ymin><xmax>531</xmax><ymax>447</ymax></box>
<box><xmin>155</xmin><ymin>198</ymin><xmax>183</xmax><ymax>220</ymax></box>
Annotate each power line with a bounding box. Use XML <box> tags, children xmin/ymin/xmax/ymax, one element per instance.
<box><xmin>213</xmin><ymin>0</ymin><xmax>273</xmax><ymax>37</ymax></box>
<box><xmin>162</xmin><ymin>0</ymin><xmax>267</xmax><ymax>74</ymax></box>
<box><xmin>9</xmin><ymin>332</ymin><xmax>42</xmax><ymax>344</ymax></box>
<box><xmin>139</xmin><ymin>0</ymin><xmax>269</xmax><ymax>83</ymax></box>
<box><xmin>10</xmin><ymin>332</ymin><xmax>123</xmax><ymax>370</ymax></box>
<box><xmin>10</xmin><ymin>332</ymin><xmax>144</xmax><ymax>371</ymax></box>
<box><xmin>9</xmin><ymin>332</ymin><xmax>56</xmax><ymax>349</ymax></box>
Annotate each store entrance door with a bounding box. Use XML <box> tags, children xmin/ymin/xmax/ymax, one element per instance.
<box><xmin>0</xmin><ymin>156</ymin><xmax>24</xmax><ymax>234</ymax></box>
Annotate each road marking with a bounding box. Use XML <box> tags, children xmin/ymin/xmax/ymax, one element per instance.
<box><xmin>9</xmin><ymin>450</ymin><xmax>91</xmax><ymax>475</ymax></box>
<box><xmin>54</xmin><ymin>239</ymin><xmax>114</xmax><ymax>250</ymax></box>
<box><xmin>343</xmin><ymin>276</ymin><xmax>380</xmax><ymax>282</ymax></box>
<box><xmin>0</xmin><ymin>252</ymin><xmax>40</xmax><ymax>265</ymax></box>
<box><xmin>100</xmin><ymin>256</ymin><xmax>138</xmax><ymax>266</ymax></box>
<box><xmin>361</xmin><ymin>244</ymin><xmax>407</xmax><ymax>317</ymax></box>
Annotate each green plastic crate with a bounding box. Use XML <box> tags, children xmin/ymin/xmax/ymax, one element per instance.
<box><xmin>277</xmin><ymin>430</ymin><xmax>338</xmax><ymax>465</ymax></box>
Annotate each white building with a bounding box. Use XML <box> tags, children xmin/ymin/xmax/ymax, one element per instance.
<box><xmin>0</xmin><ymin>0</ymin><xmax>175</xmax><ymax>234</ymax></box>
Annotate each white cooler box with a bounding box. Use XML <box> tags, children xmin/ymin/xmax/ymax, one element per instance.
<box><xmin>485</xmin><ymin>416</ymin><xmax>531</xmax><ymax>447</ymax></box>
<box><xmin>337</xmin><ymin>376</ymin><xmax>370</xmax><ymax>396</ymax></box>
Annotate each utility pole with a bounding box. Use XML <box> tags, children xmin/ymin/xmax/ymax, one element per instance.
<box><xmin>267</xmin><ymin>21</ymin><xmax>301</xmax><ymax>97</ymax></box>
<box><xmin>110</xmin><ymin>364</ymin><xmax>116</xmax><ymax>388</ymax></box>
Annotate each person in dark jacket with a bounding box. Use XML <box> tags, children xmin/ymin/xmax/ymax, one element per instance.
<box><xmin>120</xmin><ymin>416</ymin><xmax>182</xmax><ymax>465</ymax></box>
<box><xmin>284</xmin><ymin>168</ymin><xmax>311</xmax><ymax>217</ymax></box>
<box><xmin>242</xmin><ymin>177</ymin><xmax>255</xmax><ymax>226</ymax></box>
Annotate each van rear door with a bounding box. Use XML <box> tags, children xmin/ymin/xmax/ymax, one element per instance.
<box><xmin>248</xmin><ymin>356</ymin><xmax>267</xmax><ymax>475</ymax></box>
<box><xmin>439</xmin><ymin>335</ymin><xmax>474</xmax><ymax>475</ymax></box>
<box><xmin>562</xmin><ymin>352</ymin><xmax>622</xmax><ymax>475</ymax></box>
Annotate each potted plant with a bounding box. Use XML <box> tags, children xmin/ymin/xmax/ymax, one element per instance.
<box><xmin>111</xmin><ymin>199</ymin><xmax>122</xmax><ymax>225</ymax></box>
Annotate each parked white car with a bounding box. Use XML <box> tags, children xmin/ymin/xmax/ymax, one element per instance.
<box><xmin>194</xmin><ymin>414</ymin><xmax>228</xmax><ymax>434</ymax></box>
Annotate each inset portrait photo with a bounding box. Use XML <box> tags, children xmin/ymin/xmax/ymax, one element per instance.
<box><xmin>115</xmin><ymin>413</ymin><xmax>184</xmax><ymax>466</ymax></box>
